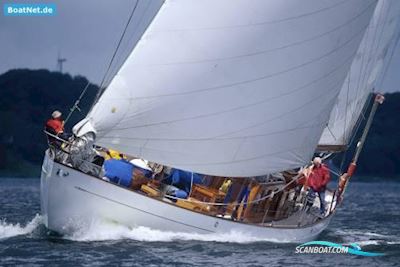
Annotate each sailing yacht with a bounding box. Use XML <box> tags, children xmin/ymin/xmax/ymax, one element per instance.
<box><xmin>40</xmin><ymin>0</ymin><xmax>400</xmax><ymax>242</ymax></box>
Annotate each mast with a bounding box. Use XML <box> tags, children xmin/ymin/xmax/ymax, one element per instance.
<box><xmin>337</xmin><ymin>93</ymin><xmax>385</xmax><ymax>202</ymax></box>
<box><xmin>353</xmin><ymin>94</ymin><xmax>385</xmax><ymax>164</ymax></box>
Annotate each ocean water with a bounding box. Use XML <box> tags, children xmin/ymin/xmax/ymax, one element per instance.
<box><xmin>0</xmin><ymin>177</ymin><xmax>399</xmax><ymax>267</ymax></box>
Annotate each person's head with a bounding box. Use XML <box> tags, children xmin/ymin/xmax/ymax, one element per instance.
<box><xmin>52</xmin><ymin>110</ymin><xmax>62</xmax><ymax>120</ymax></box>
<box><xmin>313</xmin><ymin>157</ymin><xmax>322</xmax><ymax>168</ymax></box>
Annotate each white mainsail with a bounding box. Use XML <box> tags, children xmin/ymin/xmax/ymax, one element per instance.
<box><xmin>319</xmin><ymin>0</ymin><xmax>400</xmax><ymax>148</ymax></box>
<box><xmin>84</xmin><ymin>0</ymin><xmax>377</xmax><ymax>177</ymax></box>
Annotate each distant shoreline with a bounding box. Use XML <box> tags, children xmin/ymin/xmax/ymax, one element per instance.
<box><xmin>1</xmin><ymin>69</ymin><xmax>399</xmax><ymax>178</ymax></box>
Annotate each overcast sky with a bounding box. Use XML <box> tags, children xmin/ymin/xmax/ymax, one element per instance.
<box><xmin>0</xmin><ymin>0</ymin><xmax>399</xmax><ymax>92</ymax></box>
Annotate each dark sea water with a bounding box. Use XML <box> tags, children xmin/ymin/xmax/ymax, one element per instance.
<box><xmin>0</xmin><ymin>177</ymin><xmax>399</xmax><ymax>267</ymax></box>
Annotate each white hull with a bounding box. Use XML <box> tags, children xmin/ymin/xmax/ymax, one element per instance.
<box><xmin>41</xmin><ymin>151</ymin><xmax>332</xmax><ymax>243</ymax></box>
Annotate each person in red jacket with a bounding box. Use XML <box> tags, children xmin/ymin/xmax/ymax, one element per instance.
<box><xmin>307</xmin><ymin>157</ymin><xmax>331</xmax><ymax>214</ymax></box>
<box><xmin>45</xmin><ymin>110</ymin><xmax>64</xmax><ymax>135</ymax></box>
<box><xmin>45</xmin><ymin>110</ymin><xmax>71</xmax><ymax>146</ymax></box>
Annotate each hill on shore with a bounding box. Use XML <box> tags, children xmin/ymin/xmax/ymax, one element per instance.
<box><xmin>0</xmin><ymin>69</ymin><xmax>399</xmax><ymax>178</ymax></box>
<box><xmin>0</xmin><ymin>69</ymin><xmax>98</xmax><ymax>176</ymax></box>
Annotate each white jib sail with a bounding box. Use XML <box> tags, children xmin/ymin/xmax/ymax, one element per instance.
<box><xmin>319</xmin><ymin>0</ymin><xmax>400</xmax><ymax>148</ymax></box>
<box><xmin>85</xmin><ymin>0</ymin><xmax>377</xmax><ymax>177</ymax></box>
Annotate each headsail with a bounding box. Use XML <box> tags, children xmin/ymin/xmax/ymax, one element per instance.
<box><xmin>84</xmin><ymin>0</ymin><xmax>377</xmax><ymax>177</ymax></box>
<box><xmin>319</xmin><ymin>0</ymin><xmax>400</xmax><ymax>149</ymax></box>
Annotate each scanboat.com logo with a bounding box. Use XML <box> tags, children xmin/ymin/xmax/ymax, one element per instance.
<box><xmin>295</xmin><ymin>241</ymin><xmax>384</xmax><ymax>256</ymax></box>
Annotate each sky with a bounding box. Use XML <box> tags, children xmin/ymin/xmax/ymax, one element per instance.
<box><xmin>0</xmin><ymin>0</ymin><xmax>399</xmax><ymax>92</ymax></box>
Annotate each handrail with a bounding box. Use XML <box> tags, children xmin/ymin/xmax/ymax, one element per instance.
<box><xmin>44</xmin><ymin>130</ymin><xmax>73</xmax><ymax>145</ymax></box>
<box><xmin>164</xmin><ymin>172</ymin><xmax>305</xmax><ymax>207</ymax></box>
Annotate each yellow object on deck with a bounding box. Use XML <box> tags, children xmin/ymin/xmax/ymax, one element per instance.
<box><xmin>219</xmin><ymin>179</ymin><xmax>232</xmax><ymax>193</ymax></box>
<box><xmin>104</xmin><ymin>149</ymin><xmax>125</xmax><ymax>160</ymax></box>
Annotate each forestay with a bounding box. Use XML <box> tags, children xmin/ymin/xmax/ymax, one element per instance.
<box><xmin>84</xmin><ymin>0</ymin><xmax>376</xmax><ymax>177</ymax></box>
<box><xmin>319</xmin><ymin>0</ymin><xmax>400</xmax><ymax>148</ymax></box>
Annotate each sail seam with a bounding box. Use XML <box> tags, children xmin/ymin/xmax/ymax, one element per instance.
<box><xmin>115</xmin><ymin>49</ymin><xmax>356</xmax><ymax>126</ymax></box>
<box><xmin>99</xmin><ymin>123</ymin><xmax>325</xmax><ymax>142</ymax></box>
<box><xmin>148</xmin><ymin>0</ymin><xmax>359</xmax><ymax>32</ymax></box>
<box><xmin>103</xmin><ymin>24</ymin><xmax>369</xmax><ymax>102</ymax></box>
<box><xmin>104</xmin><ymin>72</ymin><xmax>345</xmax><ymax>132</ymax></box>
<box><xmin>136</xmin><ymin>1</ymin><xmax>376</xmax><ymax>66</ymax></box>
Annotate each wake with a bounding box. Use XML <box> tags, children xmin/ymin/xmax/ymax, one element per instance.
<box><xmin>0</xmin><ymin>215</ymin><xmax>276</xmax><ymax>243</ymax></box>
<box><xmin>0</xmin><ymin>214</ymin><xmax>42</xmax><ymax>240</ymax></box>
<box><xmin>64</xmin><ymin>219</ymin><xmax>276</xmax><ymax>243</ymax></box>
<box><xmin>3</xmin><ymin>216</ymin><xmax>398</xmax><ymax>245</ymax></box>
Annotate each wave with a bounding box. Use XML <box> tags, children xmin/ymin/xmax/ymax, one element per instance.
<box><xmin>0</xmin><ymin>214</ymin><xmax>42</xmax><ymax>240</ymax></box>
<box><xmin>2</xmin><ymin>215</ymin><xmax>398</xmax><ymax>246</ymax></box>
<box><xmin>330</xmin><ymin>229</ymin><xmax>400</xmax><ymax>247</ymax></box>
<box><xmin>64</xmin><ymin>219</ymin><xmax>276</xmax><ymax>243</ymax></box>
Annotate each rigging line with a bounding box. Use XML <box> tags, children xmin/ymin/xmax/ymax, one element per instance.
<box><xmin>137</xmin><ymin>1</ymin><xmax>376</xmax><ymax>66</ymax></box>
<box><xmin>344</xmin><ymin>69</ymin><xmax>351</xmax><ymax>142</ymax></box>
<box><xmin>348</xmin><ymin>93</ymin><xmax>373</xmax><ymax>146</ymax></box>
<box><xmin>103</xmin><ymin>24</ymin><xmax>369</xmax><ymax>103</ymax></box>
<box><xmin>64</xmin><ymin>81</ymin><xmax>91</xmax><ymax>125</ymax></box>
<box><xmin>104</xmin><ymin>0</ymin><xmax>154</xmax><ymax>85</ymax></box>
<box><xmin>92</xmin><ymin>0</ymin><xmax>140</xmax><ymax>106</ymax></box>
<box><xmin>326</xmin><ymin>124</ymin><xmax>337</xmax><ymax>141</ymax></box>
<box><xmin>111</xmin><ymin>0</ymin><xmax>154</xmax><ymax>73</ymax></box>
<box><xmin>337</xmin><ymin>93</ymin><xmax>372</xmax><ymax>173</ymax></box>
<box><xmin>89</xmin><ymin>1</ymin><xmax>167</xmax><ymax>140</ymax></box>
<box><xmin>149</xmin><ymin>0</ymin><xmax>357</xmax><ymax>32</ymax></box>
<box><xmin>339</xmin><ymin>92</ymin><xmax>372</xmax><ymax>173</ymax></box>
<box><xmin>338</xmin><ymin>150</ymin><xmax>347</xmax><ymax>175</ymax></box>
<box><xmin>327</xmin><ymin>167</ymin><xmax>342</xmax><ymax>177</ymax></box>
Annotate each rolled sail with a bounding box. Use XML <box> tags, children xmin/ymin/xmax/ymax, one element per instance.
<box><xmin>86</xmin><ymin>0</ymin><xmax>376</xmax><ymax>176</ymax></box>
<box><xmin>319</xmin><ymin>0</ymin><xmax>400</xmax><ymax>149</ymax></box>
